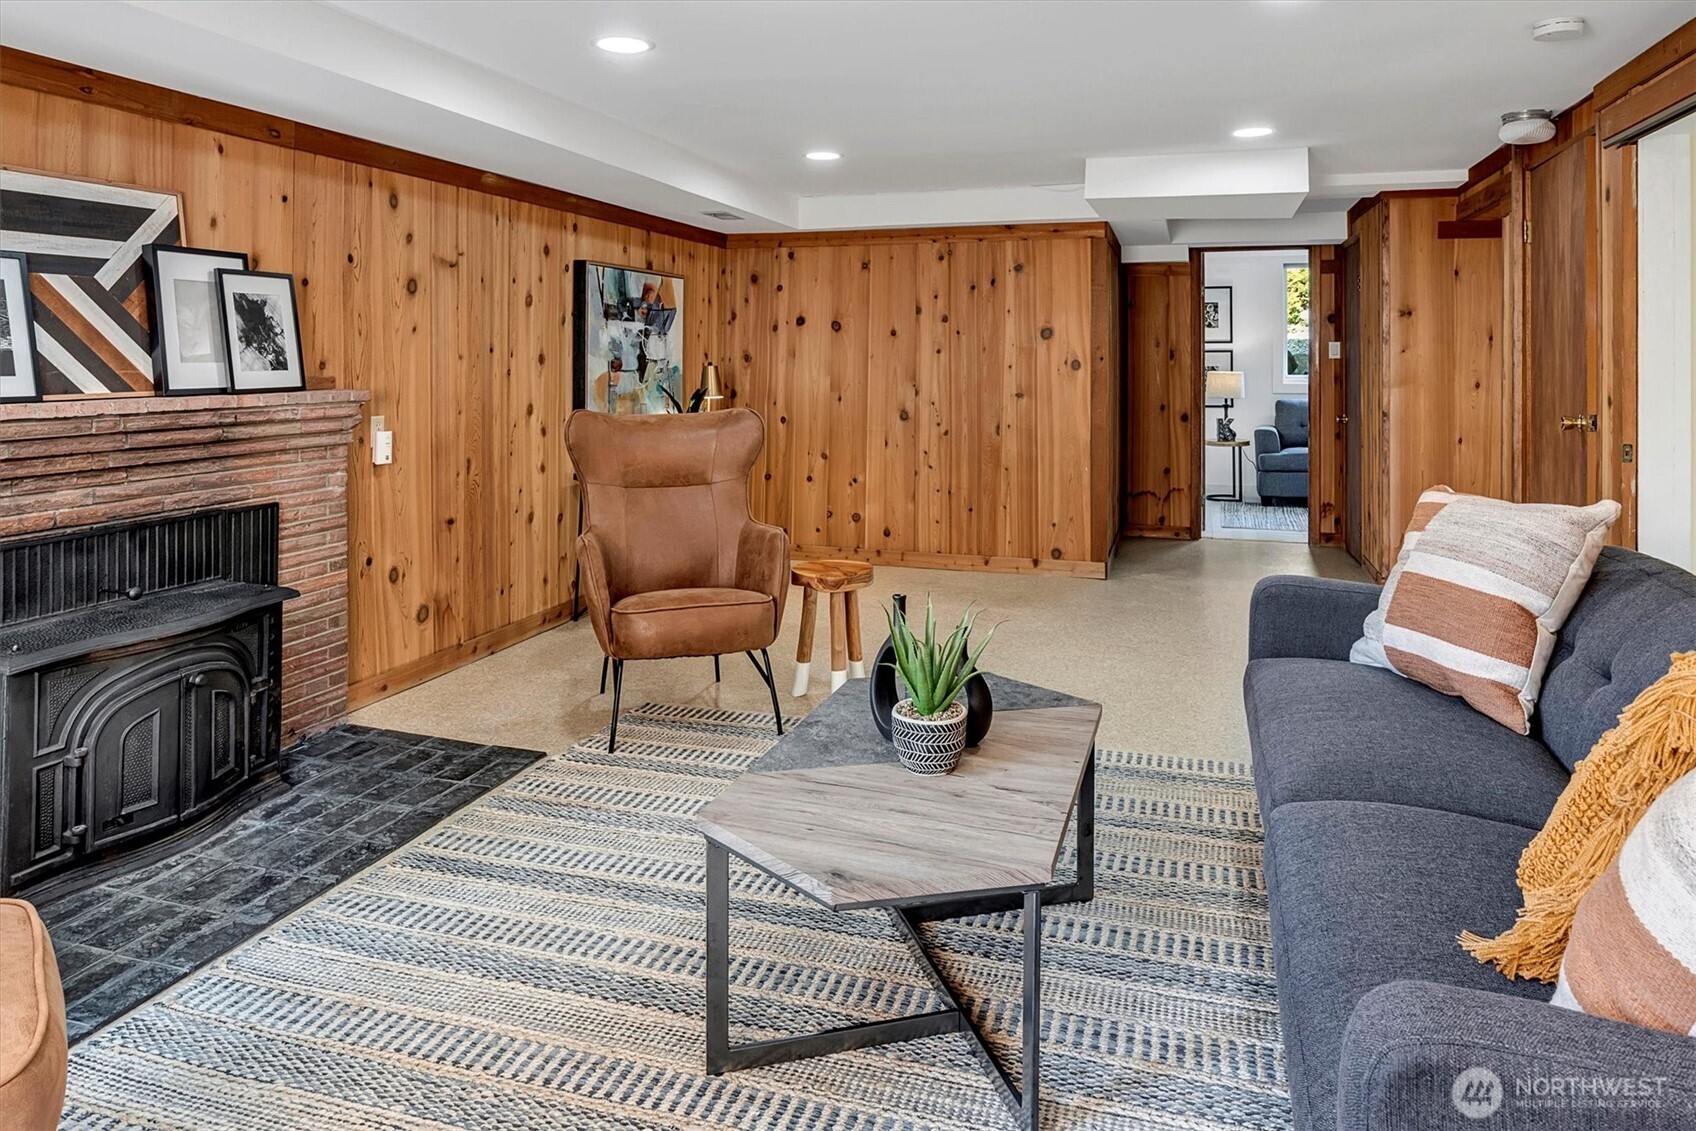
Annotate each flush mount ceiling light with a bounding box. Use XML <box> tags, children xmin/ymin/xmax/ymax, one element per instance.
<box><xmin>806</xmin><ymin>151</ymin><xmax>841</xmax><ymax>162</ymax></box>
<box><xmin>1531</xmin><ymin>17</ymin><xmax>1587</xmax><ymax>42</ymax></box>
<box><xmin>594</xmin><ymin>36</ymin><xmax>652</xmax><ymax>54</ymax></box>
<box><xmin>1500</xmin><ymin>109</ymin><xmax>1557</xmax><ymax>145</ymax></box>
<box><xmin>1232</xmin><ymin>126</ymin><xmax>1275</xmax><ymax>139</ymax></box>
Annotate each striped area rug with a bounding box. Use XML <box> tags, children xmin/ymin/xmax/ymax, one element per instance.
<box><xmin>62</xmin><ymin>705</ymin><xmax>1289</xmax><ymax>1130</ymax></box>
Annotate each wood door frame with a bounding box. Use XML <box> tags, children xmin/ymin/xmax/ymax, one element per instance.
<box><xmin>1190</xmin><ymin>245</ymin><xmax>1336</xmax><ymax>545</ymax></box>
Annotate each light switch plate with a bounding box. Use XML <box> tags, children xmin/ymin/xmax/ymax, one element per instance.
<box><xmin>1327</xmin><ymin>341</ymin><xmax>1342</xmax><ymax>359</ymax></box>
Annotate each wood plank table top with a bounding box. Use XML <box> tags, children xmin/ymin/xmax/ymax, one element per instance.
<box><xmin>696</xmin><ymin>674</ymin><xmax>1101</xmax><ymax>911</ymax></box>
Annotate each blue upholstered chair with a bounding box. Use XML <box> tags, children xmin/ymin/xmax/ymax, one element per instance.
<box><xmin>1253</xmin><ymin>397</ymin><xmax>1309</xmax><ymax>504</ymax></box>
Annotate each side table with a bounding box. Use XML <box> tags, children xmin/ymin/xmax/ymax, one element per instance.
<box><xmin>790</xmin><ymin>560</ymin><xmax>873</xmax><ymax>695</ymax></box>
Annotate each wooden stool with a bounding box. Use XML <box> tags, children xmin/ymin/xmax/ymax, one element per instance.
<box><xmin>790</xmin><ymin>560</ymin><xmax>874</xmax><ymax>695</ymax></box>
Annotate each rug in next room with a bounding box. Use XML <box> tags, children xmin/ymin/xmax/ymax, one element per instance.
<box><xmin>59</xmin><ymin>704</ymin><xmax>1289</xmax><ymax>1130</ymax></box>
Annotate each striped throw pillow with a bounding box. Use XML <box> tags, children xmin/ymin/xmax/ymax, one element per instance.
<box><xmin>1551</xmin><ymin>767</ymin><xmax>1696</xmax><ymax>1034</ymax></box>
<box><xmin>1351</xmin><ymin>488</ymin><xmax>1621</xmax><ymax>733</ymax></box>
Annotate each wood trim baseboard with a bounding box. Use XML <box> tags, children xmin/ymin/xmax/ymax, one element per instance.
<box><xmin>788</xmin><ymin>545</ymin><xmax>1108</xmax><ymax>579</ymax></box>
<box><xmin>0</xmin><ymin>47</ymin><xmax>729</xmax><ymax>247</ymax></box>
<box><xmin>346</xmin><ymin>599</ymin><xmax>575</xmax><ymax>710</ymax></box>
<box><xmin>1120</xmin><ymin>524</ymin><xmax>1199</xmax><ymax>541</ymax></box>
<box><xmin>725</xmin><ymin>221</ymin><xmax>1116</xmax><ymax>249</ymax></box>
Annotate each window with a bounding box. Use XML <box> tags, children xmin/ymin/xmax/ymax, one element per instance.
<box><xmin>1281</xmin><ymin>262</ymin><xmax>1310</xmax><ymax>390</ymax></box>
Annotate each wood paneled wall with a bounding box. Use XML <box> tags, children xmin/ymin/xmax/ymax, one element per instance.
<box><xmin>724</xmin><ymin>226</ymin><xmax>1121</xmax><ymax>576</ymax></box>
<box><xmin>0</xmin><ymin>83</ymin><xmax>728</xmax><ymax>706</ymax></box>
<box><xmin>1122</xmin><ymin>263</ymin><xmax>1200</xmax><ymax>539</ymax></box>
<box><xmin>1347</xmin><ymin>194</ymin><xmax>1509</xmax><ymax>580</ymax></box>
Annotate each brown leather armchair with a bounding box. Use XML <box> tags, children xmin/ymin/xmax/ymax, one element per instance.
<box><xmin>565</xmin><ymin>408</ymin><xmax>788</xmax><ymax>751</ymax></box>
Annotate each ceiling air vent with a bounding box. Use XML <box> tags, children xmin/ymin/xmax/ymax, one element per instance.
<box><xmin>700</xmin><ymin>210</ymin><xmax>743</xmax><ymax>221</ymax></box>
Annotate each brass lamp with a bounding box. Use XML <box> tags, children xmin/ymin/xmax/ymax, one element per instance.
<box><xmin>1205</xmin><ymin>370</ymin><xmax>1244</xmax><ymax>440</ymax></box>
<box><xmin>690</xmin><ymin>361</ymin><xmax>725</xmax><ymax>412</ymax></box>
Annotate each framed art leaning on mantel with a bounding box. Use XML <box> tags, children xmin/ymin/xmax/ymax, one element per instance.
<box><xmin>0</xmin><ymin>250</ymin><xmax>43</xmax><ymax>403</ymax></box>
<box><xmin>144</xmin><ymin>244</ymin><xmax>249</xmax><ymax>394</ymax></box>
<box><xmin>214</xmin><ymin>269</ymin><xmax>306</xmax><ymax>392</ymax></box>
<box><xmin>0</xmin><ymin>167</ymin><xmax>183</xmax><ymax>396</ymax></box>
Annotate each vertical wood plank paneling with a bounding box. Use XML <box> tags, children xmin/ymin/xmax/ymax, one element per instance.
<box><xmin>1597</xmin><ymin>142</ymin><xmax>1638</xmax><ymax>548</ymax></box>
<box><xmin>1123</xmin><ymin>262</ymin><xmax>1199</xmax><ymax>539</ymax></box>
<box><xmin>865</xmin><ymin>242</ymin><xmax>919</xmax><ymax>556</ymax></box>
<box><xmin>727</xmin><ymin>233</ymin><xmax>1114</xmax><ymax>575</ymax></box>
<box><xmin>1308</xmin><ymin>245</ymin><xmax>1345</xmax><ymax>544</ymax></box>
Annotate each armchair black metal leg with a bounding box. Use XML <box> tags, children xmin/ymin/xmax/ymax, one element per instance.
<box><xmin>609</xmin><ymin>659</ymin><xmax>625</xmax><ymax>753</ymax></box>
<box><xmin>713</xmin><ymin>655</ymin><xmax>721</xmax><ymax>683</ymax></box>
<box><xmin>745</xmin><ymin>649</ymin><xmax>784</xmax><ymax>735</ymax></box>
<box><xmin>600</xmin><ymin>654</ymin><xmax>609</xmax><ymax>695</ymax></box>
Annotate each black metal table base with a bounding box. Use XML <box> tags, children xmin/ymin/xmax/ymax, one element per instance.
<box><xmin>704</xmin><ymin>750</ymin><xmax>1095</xmax><ymax>1130</ymax></box>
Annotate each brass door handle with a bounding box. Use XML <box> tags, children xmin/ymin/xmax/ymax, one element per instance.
<box><xmin>1559</xmin><ymin>414</ymin><xmax>1597</xmax><ymax>432</ymax></box>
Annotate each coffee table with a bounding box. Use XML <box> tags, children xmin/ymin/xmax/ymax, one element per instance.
<box><xmin>695</xmin><ymin>674</ymin><xmax>1102</xmax><ymax>1129</ymax></box>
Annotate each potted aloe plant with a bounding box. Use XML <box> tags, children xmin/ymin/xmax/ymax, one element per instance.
<box><xmin>882</xmin><ymin>597</ymin><xmax>997</xmax><ymax>775</ymax></box>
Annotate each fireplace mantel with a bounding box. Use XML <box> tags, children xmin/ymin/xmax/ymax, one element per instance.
<box><xmin>1</xmin><ymin>389</ymin><xmax>368</xmax><ymax>739</ymax></box>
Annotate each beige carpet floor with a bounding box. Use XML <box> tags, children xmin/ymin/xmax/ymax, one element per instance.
<box><xmin>350</xmin><ymin>538</ymin><xmax>1366</xmax><ymax>759</ymax></box>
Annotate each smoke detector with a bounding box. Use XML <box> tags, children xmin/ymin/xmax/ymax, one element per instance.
<box><xmin>1531</xmin><ymin>17</ymin><xmax>1587</xmax><ymax>42</ymax></box>
<box><xmin>1500</xmin><ymin>110</ymin><xmax>1557</xmax><ymax>146</ymax></box>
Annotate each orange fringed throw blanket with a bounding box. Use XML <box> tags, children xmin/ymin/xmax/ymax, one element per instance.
<box><xmin>1460</xmin><ymin>651</ymin><xmax>1696</xmax><ymax>983</ymax></box>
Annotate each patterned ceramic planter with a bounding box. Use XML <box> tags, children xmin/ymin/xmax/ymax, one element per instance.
<box><xmin>890</xmin><ymin>698</ymin><xmax>968</xmax><ymax>775</ymax></box>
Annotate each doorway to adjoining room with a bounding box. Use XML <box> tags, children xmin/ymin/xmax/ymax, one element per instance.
<box><xmin>1199</xmin><ymin>249</ymin><xmax>1311</xmax><ymax>543</ymax></box>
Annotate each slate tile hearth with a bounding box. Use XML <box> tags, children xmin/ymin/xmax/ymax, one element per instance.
<box><xmin>34</xmin><ymin>725</ymin><xmax>543</xmax><ymax>1042</ymax></box>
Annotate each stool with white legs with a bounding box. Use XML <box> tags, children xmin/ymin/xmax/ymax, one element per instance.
<box><xmin>789</xmin><ymin>560</ymin><xmax>874</xmax><ymax>695</ymax></box>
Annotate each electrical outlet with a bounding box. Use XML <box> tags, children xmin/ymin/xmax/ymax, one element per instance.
<box><xmin>1622</xmin><ymin>443</ymin><xmax>1633</xmax><ymax>464</ymax></box>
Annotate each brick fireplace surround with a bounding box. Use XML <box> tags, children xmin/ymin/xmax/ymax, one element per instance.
<box><xmin>0</xmin><ymin>391</ymin><xmax>368</xmax><ymax>741</ymax></box>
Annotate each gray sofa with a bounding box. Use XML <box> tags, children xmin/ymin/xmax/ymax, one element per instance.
<box><xmin>1254</xmin><ymin>398</ymin><xmax>1309</xmax><ymax>503</ymax></box>
<box><xmin>1245</xmin><ymin>547</ymin><xmax>1696</xmax><ymax>1130</ymax></box>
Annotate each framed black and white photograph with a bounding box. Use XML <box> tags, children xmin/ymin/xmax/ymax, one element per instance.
<box><xmin>1203</xmin><ymin>286</ymin><xmax>1233</xmax><ymax>343</ymax></box>
<box><xmin>144</xmin><ymin>244</ymin><xmax>249</xmax><ymax>394</ymax></box>
<box><xmin>0</xmin><ymin>250</ymin><xmax>42</xmax><ymax>403</ymax></box>
<box><xmin>1204</xmin><ymin>349</ymin><xmax>1234</xmax><ymax>373</ymax></box>
<box><xmin>214</xmin><ymin>269</ymin><xmax>305</xmax><ymax>392</ymax></box>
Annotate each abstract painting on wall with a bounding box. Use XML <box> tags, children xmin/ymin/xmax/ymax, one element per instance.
<box><xmin>0</xmin><ymin>168</ymin><xmax>182</xmax><ymax>395</ymax></box>
<box><xmin>572</xmin><ymin>261</ymin><xmax>685</xmax><ymax>414</ymax></box>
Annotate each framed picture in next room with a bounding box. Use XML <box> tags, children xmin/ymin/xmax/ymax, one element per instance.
<box><xmin>1203</xmin><ymin>286</ymin><xmax>1233</xmax><ymax>343</ymax></box>
<box><xmin>573</xmin><ymin>260</ymin><xmax>685</xmax><ymax>414</ymax></box>
<box><xmin>0</xmin><ymin>250</ymin><xmax>43</xmax><ymax>403</ymax></box>
<box><xmin>1204</xmin><ymin>349</ymin><xmax>1234</xmax><ymax>373</ymax></box>
<box><xmin>144</xmin><ymin>244</ymin><xmax>249</xmax><ymax>394</ymax></box>
<box><xmin>214</xmin><ymin>269</ymin><xmax>305</xmax><ymax>392</ymax></box>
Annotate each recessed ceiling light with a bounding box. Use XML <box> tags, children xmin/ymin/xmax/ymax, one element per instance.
<box><xmin>595</xmin><ymin>36</ymin><xmax>652</xmax><ymax>54</ymax></box>
<box><xmin>1233</xmin><ymin>126</ymin><xmax>1275</xmax><ymax>139</ymax></box>
<box><xmin>806</xmin><ymin>151</ymin><xmax>841</xmax><ymax>162</ymax></box>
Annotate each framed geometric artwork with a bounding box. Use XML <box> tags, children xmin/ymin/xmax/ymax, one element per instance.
<box><xmin>0</xmin><ymin>168</ymin><xmax>182</xmax><ymax>396</ymax></box>
<box><xmin>0</xmin><ymin>251</ymin><xmax>43</xmax><ymax>403</ymax></box>
<box><xmin>1203</xmin><ymin>285</ymin><xmax>1233</xmax><ymax>343</ymax></box>
<box><xmin>214</xmin><ymin>269</ymin><xmax>306</xmax><ymax>392</ymax></box>
<box><xmin>572</xmin><ymin>260</ymin><xmax>685</xmax><ymax>414</ymax></box>
<box><xmin>144</xmin><ymin>245</ymin><xmax>249</xmax><ymax>394</ymax></box>
<box><xmin>1204</xmin><ymin>349</ymin><xmax>1234</xmax><ymax>373</ymax></box>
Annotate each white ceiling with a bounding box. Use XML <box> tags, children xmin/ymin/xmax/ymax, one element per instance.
<box><xmin>4</xmin><ymin>0</ymin><xmax>1691</xmax><ymax>255</ymax></box>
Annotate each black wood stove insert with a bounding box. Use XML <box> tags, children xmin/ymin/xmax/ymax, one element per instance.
<box><xmin>0</xmin><ymin>505</ymin><xmax>297</xmax><ymax>898</ymax></box>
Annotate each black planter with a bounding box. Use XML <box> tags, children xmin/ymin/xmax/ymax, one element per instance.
<box><xmin>869</xmin><ymin>593</ymin><xmax>994</xmax><ymax>745</ymax></box>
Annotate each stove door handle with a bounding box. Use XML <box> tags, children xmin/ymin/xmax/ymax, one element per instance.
<box><xmin>60</xmin><ymin>746</ymin><xmax>89</xmax><ymax>851</ymax></box>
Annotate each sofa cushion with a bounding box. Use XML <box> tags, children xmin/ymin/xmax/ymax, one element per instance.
<box><xmin>1245</xmin><ymin>657</ymin><xmax>1570</xmax><ymax>828</ymax></box>
<box><xmin>1258</xmin><ymin>446</ymin><xmax>1307</xmax><ymax>472</ymax></box>
<box><xmin>1274</xmin><ymin>397</ymin><xmax>1308</xmax><ymax>445</ymax></box>
<box><xmin>1538</xmin><ymin>547</ymin><xmax>1696</xmax><ymax>770</ymax></box>
<box><xmin>1264</xmin><ymin>802</ymin><xmax>1549</xmax><ymax>1131</ymax></box>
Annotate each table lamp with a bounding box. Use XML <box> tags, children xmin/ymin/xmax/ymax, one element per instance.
<box><xmin>689</xmin><ymin>362</ymin><xmax>726</xmax><ymax>412</ymax></box>
<box><xmin>1205</xmin><ymin>370</ymin><xmax>1244</xmax><ymax>440</ymax></box>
